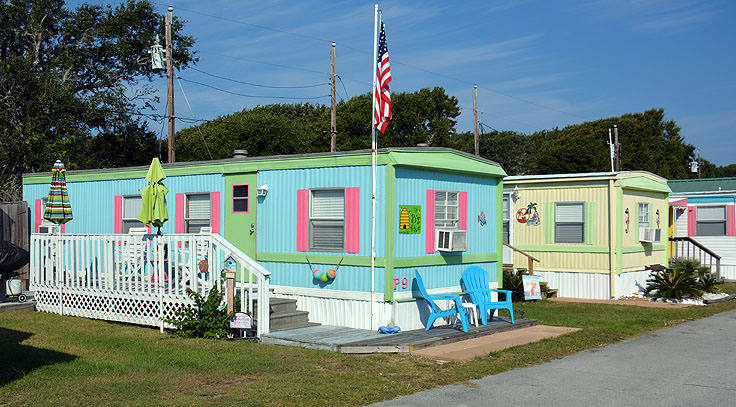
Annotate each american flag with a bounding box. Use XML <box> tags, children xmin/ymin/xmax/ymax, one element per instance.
<box><xmin>374</xmin><ymin>21</ymin><xmax>391</xmax><ymax>133</ymax></box>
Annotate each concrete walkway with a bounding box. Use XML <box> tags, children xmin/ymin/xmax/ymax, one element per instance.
<box><xmin>374</xmin><ymin>309</ymin><xmax>736</xmax><ymax>406</ymax></box>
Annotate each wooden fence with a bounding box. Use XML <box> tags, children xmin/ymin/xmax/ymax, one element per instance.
<box><xmin>0</xmin><ymin>201</ymin><xmax>30</xmax><ymax>288</ymax></box>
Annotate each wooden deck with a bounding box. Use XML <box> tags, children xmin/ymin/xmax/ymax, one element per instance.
<box><xmin>261</xmin><ymin>317</ymin><xmax>537</xmax><ymax>353</ymax></box>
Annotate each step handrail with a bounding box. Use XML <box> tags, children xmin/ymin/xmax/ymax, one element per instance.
<box><xmin>668</xmin><ymin>236</ymin><xmax>721</xmax><ymax>279</ymax></box>
<box><xmin>503</xmin><ymin>242</ymin><xmax>540</xmax><ymax>274</ymax></box>
<box><xmin>668</xmin><ymin>237</ymin><xmax>721</xmax><ymax>260</ymax></box>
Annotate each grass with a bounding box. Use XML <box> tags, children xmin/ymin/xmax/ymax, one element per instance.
<box><xmin>1</xmin><ymin>284</ymin><xmax>736</xmax><ymax>407</ymax></box>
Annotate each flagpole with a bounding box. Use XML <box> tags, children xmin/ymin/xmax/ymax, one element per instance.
<box><xmin>369</xmin><ymin>3</ymin><xmax>379</xmax><ymax>331</ymax></box>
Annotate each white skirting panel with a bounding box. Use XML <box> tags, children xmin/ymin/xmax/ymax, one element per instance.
<box><xmin>614</xmin><ymin>269</ymin><xmax>652</xmax><ymax>298</ymax></box>
<box><xmin>535</xmin><ymin>271</ymin><xmax>611</xmax><ymax>300</ymax></box>
<box><xmin>720</xmin><ymin>264</ymin><xmax>736</xmax><ymax>281</ymax></box>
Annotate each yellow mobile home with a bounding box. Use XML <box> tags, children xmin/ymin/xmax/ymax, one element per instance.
<box><xmin>503</xmin><ymin>172</ymin><xmax>670</xmax><ymax>299</ymax></box>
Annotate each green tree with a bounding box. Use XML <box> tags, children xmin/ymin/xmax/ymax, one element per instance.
<box><xmin>0</xmin><ymin>0</ymin><xmax>196</xmax><ymax>199</ymax></box>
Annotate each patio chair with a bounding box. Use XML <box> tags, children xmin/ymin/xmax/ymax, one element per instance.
<box><xmin>414</xmin><ymin>270</ymin><xmax>469</xmax><ymax>333</ymax></box>
<box><xmin>461</xmin><ymin>265</ymin><xmax>514</xmax><ymax>325</ymax></box>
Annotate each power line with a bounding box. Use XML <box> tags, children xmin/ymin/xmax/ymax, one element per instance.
<box><xmin>176</xmin><ymin>76</ymin><xmax>213</xmax><ymax>160</ymax></box>
<box><xmin>188</xmin><ymin>66</ymin><xmax>328</xmax><ymax>89</ymax></box>
<box><xmin>177</xmin><ymin>77</ymin><xmax>330</xmax><ymax>100</ymax></box>
<box><xmin>336</xmin><ymin>75</ymin><xmax>350</xmax><ymax>101</ymax></box>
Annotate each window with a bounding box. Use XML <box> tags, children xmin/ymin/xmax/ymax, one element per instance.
<box><xmin>122</xmin><ymin>196</ymin><xmax>144</xmax><ymax>233</ymax></box>
<box><xmin>434</xmin><ymin>191</ymin><xmax>459</xmax><ymax>229</ymax></box>
<box><xmin>186</xmin><ymin>193</ymin><xmax>211</xmax><ymax>233</ymax></box>
<box><xmin>502</xmin><ymin>195</ymin><xmax>510</xmax><ymax>244</ymax></box>
<box><xmin>638</xmin><ymin>202</ymin><xmax>650</xmax><ymax>229</ymax></box>
<box><xmin>555</xmin><ymin>202</ymin><xmax>584</xmax><ymax>243</ymax></box>
<box><xmin>232</xmin><ymin>184</ymin><xmax>249</xmax><ymax>213</ymax></box>
<box><xmin>309</xmin><ymin>189</ymin><xmax>345</xmax><ymax>251</ymax></box>
<box><xmin>696</xmin><ymin>206</ymin><xmax>726</xmax><ymax>236</ymax></box>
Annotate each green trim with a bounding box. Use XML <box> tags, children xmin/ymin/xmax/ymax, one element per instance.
<box><xmin>496</xmin><ymin>179</ymin><xmax>504</xmax><ymax>287</ymax></box>
<box><xmin>616</xmin><ymin>186</ymin><xmax>624</xmax><ymax>275</ymax></box>
<box><xmin>514</xmin><ymin>245</ymin><xmax>610</xmax><ymax>253</ymax></box>
<box><xmin>585</xmin><ymin>202</ymin><xmax>596</xmax><ymax>244</ymax></box>
<box><xmin>257</xmin><ymin>252</ymin><xmax>384</xmax><ymax>267</ymax></box>
<box><xmin>664</xmin><ymin>196</ymin><xmax>670</xmax><ymax>266</ymax></box>
<box><xmin>393</xmin><ymin>253</ymin><xmax>498</xmax><ymax>268</ymax></box>
<box><xmin>545</xmin><ymin>202</ymin><xmax>554</xmax><ymax>244</ymax></box>
<box><xmin>620</xmin><ymin>176</ymin><xmax>671</xmax><ymax>193</ymax></box>
<box><xmin>384</xmin><ymin>164</ymin><xmax>396</xmax><ymax>302</ymax></box>
<box><xmin>622</xmin><ymin>244</ymin><xmax>666</xmax><ymax>254</ymax></box>
<box><xmin>634</xmin><ymin>203</ymin><xmax>639</xmax><ymax>242</ymax></box>
<box><xmin>24</xmin><ymin>150</ymin><xmax>506</xmax><ymax>185</ymax></box>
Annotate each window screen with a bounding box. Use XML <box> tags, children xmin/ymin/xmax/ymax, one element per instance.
<box><xmin>122</xmin><ymin>196</ymin><xmax>143</xmax><ymax>233</ymax></box>
<box><xmin>555</xmin><ymin>202</ymin><xmax>584</xmax><ymax>243</ymax></box>
<box><xmin>435</xmin><ymin>191</ymin><xmax>459</xmax><ymax>229</ymax></box>
<box><xmin>186</xmin><ymin>194</ymin><xmax>210</xmax><ymax>233</ymax></box>
<box><xmin>233</xmin><ymin>184</ymin><xmax>249</xmax><ymax>213</ymax></box>
<box><xmin>503</xmin><ymin>195</ymin><xmax>510</xmax><ymax>244</ymax></box>
<box><xmin>638</xmin><ymin>202</ymin><xmax>649</xmax><ymax>228</ymax></box>
<box><xmin>696</xmin><ymin>206</ymin><xmax>726</xmax><ymax>236</ymax></box>
<box><xmin>310</xmin><ymin>189</ymin><xmax>345</xmax><ymax>251</ymax></box>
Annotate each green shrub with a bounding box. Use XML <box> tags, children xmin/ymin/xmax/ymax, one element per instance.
<box><xmin>167</xmin><ymin>287</ymin><xmax>237</xmax><ymax>338</ymax></box>
<box><xmin>502</xmin><ymin>269</ymin><xmax>526</xmax><ymax>302</ymax></box>
<box><xmin>645</xmin><ymin>260</ymin><xmax>711</xmax><ymax>300</ymax></box>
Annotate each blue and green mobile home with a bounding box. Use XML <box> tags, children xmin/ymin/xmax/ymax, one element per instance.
<box><xmin>23</xmin><ymin>147</ymin><xmax>506</xmax><ymax>330</ymax></box>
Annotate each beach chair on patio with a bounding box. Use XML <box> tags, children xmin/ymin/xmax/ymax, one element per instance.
<box><xmin>461</xmin><ymin>265</ymin><xmax>514</xmax><ymax>325</ymax></box>
<box><xmin>414</xmin><ymin>270</ymin><xmax>469</xmax><ymax>333</ymax></box>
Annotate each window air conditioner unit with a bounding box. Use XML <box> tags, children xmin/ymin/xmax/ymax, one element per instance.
<box><xmin>639</xmin><ymin>227</ymin><xmax>661</xmax><ymax>243</ymax></box>
<box><xmin>435</xmin><ymin>229</ymin><xmax>467</xmax><ymax>252</ymax></box>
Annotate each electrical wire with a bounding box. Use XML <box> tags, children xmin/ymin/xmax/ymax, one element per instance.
<box><xmin>178</xmin><ymin>77</ymin><xmax>330</xmax><ymax>100</ymax></box>
<box><xmin>336</xmin><ymin>75</ymin><xmax>350</xmax><ymax>101</ymax></box>
<box><xmin>176</xmin><ymin>76</ymin><xmax>213</xmax><ymax>160</ymax></box>
<box><xmin>188</xmin><ymin>66</ymin><xmax>328</xmax><ymax>89</ymax></box>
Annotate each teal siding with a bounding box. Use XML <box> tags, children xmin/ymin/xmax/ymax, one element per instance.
<box><xmin>394</xmin><ymin>262</ymin><xmax>498</xmax><ymax>296</ymax></box>
<box><xmin>394</xmin><ymin>168</ymin><xmax>498</xmax><ymax>257</ymax></box>
<box><xmin>261</xmin><ymin>261</ymin><xmax>384</xmax><ymax>293</ymax></box>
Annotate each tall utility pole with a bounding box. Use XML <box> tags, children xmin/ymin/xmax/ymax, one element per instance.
<box><xmin>698</xmin><ymin>148</ymin><xmax>702</xmax><ymax>178</ymax></box>
<box><xmin>330</xmin><ymin>42</ymin><xmax>337</xmax><ymax>152</ymax></box>
<box><xmin>165</xmin><ymin>5</ymin><xmax>175</xmax><ymax>163</ymax></box>
<box><xmin>614</xmin><ymin>125</ymin><xmax>620</xmax><ymax>171</ymax></box>
<box><xmin>473</xmin><ymin>84</ymin><xmax>479</xmax><ymax>156</ymax></box>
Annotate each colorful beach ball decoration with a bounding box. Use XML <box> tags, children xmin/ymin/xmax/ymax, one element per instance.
<box><xmin>198</xmin><ymin>259</ymin><xmax>209</xmax><ymax>274</ymax></box>
<box><xmin>312</xmin><ymin>268</ymin><xmax>336</xmax><ymax>282</ymax></box>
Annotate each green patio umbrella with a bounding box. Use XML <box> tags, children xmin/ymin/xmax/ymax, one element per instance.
<box><xmin>136</xmin><ymin>158</ymin><xmax>169</xmax><ymax>233</ymax></box>
<box><xmin>43</xmin><ymin>160</ymin><xmax>73</xmax><ymax>228</ymax></box>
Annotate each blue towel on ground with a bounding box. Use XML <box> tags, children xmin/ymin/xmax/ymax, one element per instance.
<box><xmin>378</xmin><ymin>326</ymin><xmax>401</xmax><ymax>334</ymax></box>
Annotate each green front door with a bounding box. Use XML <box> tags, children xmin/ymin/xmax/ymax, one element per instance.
<box><xmin>224</xmin><ymin>173</ymin><xmax>258</xmax><ymax>259</ymax></box>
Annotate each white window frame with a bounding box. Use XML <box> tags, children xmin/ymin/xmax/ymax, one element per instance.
<box><xmin>309</xmin><ymin>188</ymin><xmax>345</xmax><ymax>252</ymax></box>
<box><xmin>434</xmin><ymin>190</ymin><xmax>459</xmax><ymax>229</ymax></box>
<box><xmin>638</xmin><ymin>202</ymin><xmax>650</xmax><ymax>229</ymax></box>
<box><xmin>696</xmin><ymin>205</ymin><xmax>727</xmax><ymax>236</ymax></box>
<box><xmin>122</xmin><ymin>195</ymin><xmax>144</xmax><ymax>234</ymax></box>
<box><xmin>555</xmin><ymin>202</ymin><xmax>585</xmax><ymax>244</ymax></box>
<box><xmin>185</xmin><ymin>193</ymin><xmax>211</xmax><ymax>233</ymax></box>
<box><xmin>502</xmin><ymin>194</ymin><xmax>510</xmax><ymax>244</ymax></box>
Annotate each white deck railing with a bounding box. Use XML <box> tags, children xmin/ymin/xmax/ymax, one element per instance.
<box><xmin>29</xmin><ymin>232</ymin><xmax>271</xmax><ymax>337</ymax></box>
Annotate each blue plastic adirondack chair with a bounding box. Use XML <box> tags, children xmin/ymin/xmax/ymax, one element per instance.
<box><xmin>461</xmin><ymin>265</ymin><xmax>515</xmax><ymax>325</ymax></box>
<box><xmin>414</xmin><ymin>270</ymin><xmax>469</xmax><ymax>333</ymax></box>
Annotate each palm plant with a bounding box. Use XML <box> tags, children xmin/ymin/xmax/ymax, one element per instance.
<box><xmin>645</xmin><ymin>260</ymin><xmax>706</xmax><ymax>300</ymax></box>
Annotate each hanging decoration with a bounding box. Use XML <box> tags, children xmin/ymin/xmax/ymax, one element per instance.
<box><xmin>656</xmin><ymin>209</ymin><xmax>660</xmax><ymax>228</ymax></box>
<box><xmin>307</xmin><ymin>256</ymin><xmax>343</xmax><ymax>282</ymax></box>
<box><xmin>625</xmin><ymin>208</ymin><xmax>630</xmax><ymax>233</ymax></box>
<box><xmin>398</xmin><ymin>205</ymin><xmax>421</xmax><ymax>234</ymax></box>
<box><xmin>478</xmin><ymin>211</ymin><xmax>487</xmax><ymax>226</ymax></box>
<box><xmin>516</xmin><ymin>202</ymin><xmax>540</xmax><ymax>226</ymax></box>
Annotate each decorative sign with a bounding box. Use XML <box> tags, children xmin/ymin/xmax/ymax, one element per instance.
<box><xmin>522</xmin><ymin>275</ymin><xmax>542</xmax><ymax>300</ymax></box>
<box><xmin>516</xmin><ymin>202</ymin><xmax>540</xmax><ymax>226</ymax></box>
<box><xmin>230</xmin><ymin>312</ymin><xmax>252</xmax><ymax>329</ymax></box>
<box><xmin>478</xmin><ymin>211</ymin><xmax>487</xmax><ymax>226</ymax></box>
<box><xmin>393</xmin><ymin>277</ymin><xmax>409</xmax><ymax>290</ymax></box>
<box><xmin>398</xmin><ymin>205</ymin><xmax>421</xmax><ymax>234</ymax></box>
<box><xmin>656</xmin><ymin>209</ymin><xmax>660</xmax><ymax>228</ymax></box>
<box><xmin>224</xmin><ymin>255</ymin><xmax>238</xmax><ymax>270</ymax></box>
<box><xmin>625</xmin><ymin>208</ymin><xmax>630</xmax><ymax>233</ymax></box>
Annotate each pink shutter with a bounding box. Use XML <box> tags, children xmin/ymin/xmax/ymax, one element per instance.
<box><xmin>210</xmin><ymin>192</ymin><xmax>221</xmax><ymax>234</ymax></box>
<box><xmin>687</xmin><ymin>206</ymin><xmax>696</xmax><ymax>237</ymax></box>
<box><xmin>345</xmin><ymin>187</ymin><xmax>360</xmax><ymax>253</ymax></box>
<box><xmin>458</xmin><ymin>191</ymin><xmax>467</xmax><ymax>231</ymax></box>
<box><xmin>175</xmin><ymin>193</ymin><xmax>185</xmax><ymax>234</ymax></box>
<box><xmin>61</xmin><ymin>224</ymin><xmax>66</xmax><ymax>233</ymax></box>
<box><xmin>34</xmin><ymin>199</ymin><xmax>42</xmax><ymax>233</ymax></box>
<box><xmin>727</xmin><ymin>205</ymin><xmax>735</xmax><ymax>237</ymax></box>
<box><xmin>114</xmin><ymin>196</ymin><xmax>122</xmax><ymax>234</ymax></box>
<box><xmin>426</xmin><ymin>190</ymin><xmax>435</xmax><ymax>253</ymax></box>
<box><xmin>296</xmin><ymin>189</ymin><xmax>309</xmax><ymax>251</ymax></box>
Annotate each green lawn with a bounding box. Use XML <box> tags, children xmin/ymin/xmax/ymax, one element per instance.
<box><xmin>2</xmin><ymin>286</ymin><xmax>736</xmax><ymax>407</ymax></box>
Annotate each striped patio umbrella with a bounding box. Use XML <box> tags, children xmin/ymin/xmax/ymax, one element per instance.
<box><xmin>43</xmin><ymin>160</ymin><xmax>73</xmax><ymax>226</ymax></box>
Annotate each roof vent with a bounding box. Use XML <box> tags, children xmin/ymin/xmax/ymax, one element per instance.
<box><xmin>233</xmin><ymin>149</ymin><xmax>248</xmax><ymax>159</ymax></box>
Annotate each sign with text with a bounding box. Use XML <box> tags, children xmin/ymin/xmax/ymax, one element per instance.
<box><xmin>230</xmin><ymin>312</ymin><xmax>252</xmax><ymax>329</ymax></box>
<box><xmin>398</xmin><ymin>205</ymin><xmax>421</xmax><ymax>234</ymax></box>
<box><xmin>522</xmin><ymin>275</ymin><xmax>542</xmax><ymax>300</ymax></box>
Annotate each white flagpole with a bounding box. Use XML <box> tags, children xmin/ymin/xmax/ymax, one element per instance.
<box><xmin>370</xmin><ymin>3</ymin><xmax>379</xmax><ymax>331</ymax></box>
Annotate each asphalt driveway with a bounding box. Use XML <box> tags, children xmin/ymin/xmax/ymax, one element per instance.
<box><xmin>374</xmin><ymin>308</ymin><xmax>736</xmax><ymax>406</ymax></box>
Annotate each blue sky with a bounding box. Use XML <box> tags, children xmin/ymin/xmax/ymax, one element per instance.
<box><xmin>84</xmin><ymin>1</ymin><xmax>736</xmax><ymax>165</ymax></box>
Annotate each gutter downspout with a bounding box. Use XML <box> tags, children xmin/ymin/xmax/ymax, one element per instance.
<box><xmin>608</xmin><ymin>179</ymin><xmax>616</xmax><ymax>299</ymax></box>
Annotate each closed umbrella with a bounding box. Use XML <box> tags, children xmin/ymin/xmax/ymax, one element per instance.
<box><xmin>44</xmin><ymin>160</ymin><xmax>73</xmax><ymax>228</ymax></box>
<box><xmin>136</xmin><ymin>157</ymin><xmax>169</xmax><ymax>234</ymax></box>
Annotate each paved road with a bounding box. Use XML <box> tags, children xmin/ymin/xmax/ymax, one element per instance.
<box><xmin>374</xmin><ymin>309</ymin><xmax>736</xmax><ymax>407</ymax></box>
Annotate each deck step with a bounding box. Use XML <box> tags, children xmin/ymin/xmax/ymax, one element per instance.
<box><xmin>269</xmin><ymin>310</ymin><xmax>313</xmax><ymax>332</ymax></box>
